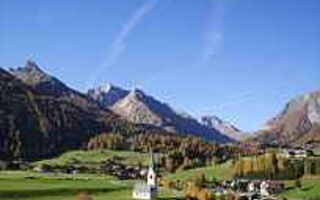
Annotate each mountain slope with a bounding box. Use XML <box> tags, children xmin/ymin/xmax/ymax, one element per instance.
<box><xmin>111</xmin><ymin>89</ymin><xmax>232</xmax><ymax>142</ymax></box>
<box><xmin>254</xmin><ymin>90</ymin><xmax>320</xmax><ymax>145</ymax></box>
<box><xmin>9</xmin><ymin>60</ymin><xmax>102</xmax><ymax>112</ymax></box>
<box><xmin>1</xmin><ymin>63</ymin><xmax>150</xmax><ymax>160</ymax></box>
<box><xmin>10</xmin><ymin>60</ymin><xmax>75</xmax><ymax>97</ymax></box>
<box><xmin>201</xmin><ymin>115</ymin><xmax>246</xmax><ymax>140</ymax></box>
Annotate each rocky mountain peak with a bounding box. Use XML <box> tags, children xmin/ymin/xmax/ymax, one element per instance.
<box><xmin>25</xmin><ymin>59</ymin><xmax>41</xmax><ymax>71</ymax></box>
<box><xmin>201</xmin><ymin>115</ymin><xmax>244</xmax><ymax>140</ymax></box>
<box><xmin>128</xmin><ymin>88</ymin><xmax>147</xmax><ymax>100</ymax></box>
<box><xmin>9</xmin><ymin>60</ymin><xmax>50</xmax><ymax>84</ymax></box>
<box><xmin>87</xmin><ymin>84</ymin><xmax>129</xmax><ymax>107</ymax></box>
<box><xmin>202</xmin><ymin>115</ymin><xmax>224</xmax><ymax>127</ymax></box>
<box><xmin>98</xmin><ymin>83</ymin><xmax>118</xmax><ymax>93</ymax></box>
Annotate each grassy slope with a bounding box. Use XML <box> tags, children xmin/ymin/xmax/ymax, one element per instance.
<box><xmin>280</xmin><ymin>180</ymin><xmax>320</xmax><ymax>200</ymax></box>
<box><xmin>0</xmin><ymin>171</ymin><xmax>181</xmax><ymax>200</ymax></box>
<box><xmin>33</xmin><ymin>150</ymin><xmax>150</xmax><ymax>167</ymax></box>
<box><xmin>165</xmin><ymin>161</ymin><xmax>235</xmax><ymax>181</ymax></box>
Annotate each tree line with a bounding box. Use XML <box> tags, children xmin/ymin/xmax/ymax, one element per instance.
<box><xmin>87</xmin><ymin>132</ymin><xmax>264</xmax><ymax>172</ymax></box>
<box><xmin>234</xmin><ymin>152</ymin><xmax>320</xmax><ymax>179</ymax></box>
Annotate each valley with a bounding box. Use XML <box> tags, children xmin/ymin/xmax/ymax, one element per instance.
<box><xmin>0</xmin><ymin>61</ymin><xmax>319</xmax><ymax>200</ymax></box>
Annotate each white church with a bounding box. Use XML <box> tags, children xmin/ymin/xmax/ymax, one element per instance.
<box><xmin>132</xmin><ymin>150</ymin><xmax>157</xmax><ymax>200</ymax></box>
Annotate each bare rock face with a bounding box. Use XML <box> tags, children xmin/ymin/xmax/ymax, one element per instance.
<box><xmin>254</xmin><ymin>90</ymin><xmax>320</xmax><ymax>145</ymax></box>
<box><xmin>201</xmin><ymin>115</ymin><xmax>246</xmax><ymax>140</ymax></box>
<box><xmin>112</xmin><ymin>89</ymin><xmax>163</xmax><ymax>126</ymax></box>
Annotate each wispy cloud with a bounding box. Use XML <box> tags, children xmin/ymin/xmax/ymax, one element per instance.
<box><xmin>86</xmin><ymin>0</ymin><xmax>159</xmax><ymax>89</ymax></box>
<box><xmin>102</xmin><ymin>0</ymin><xmax>158</xmax><ymax>69</ymax></box>
<box><xmin>201</xmin><ymin>1</ymin><xmax>227</xmax><ymax>66</ymax></box>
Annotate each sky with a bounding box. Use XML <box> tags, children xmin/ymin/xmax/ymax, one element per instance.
<box><xmin>0</xmin><ymin>0</ymin><xmax>319</xmax><ymax>131</ymax></box>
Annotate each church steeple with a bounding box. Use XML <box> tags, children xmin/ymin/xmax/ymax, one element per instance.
<box><xmin>132</xmin><ymin>149</ymin><xmax>157</xmax><ymax>200</ymax></box>
<box><xmin>147</xmin><ymin>150</ymin><xmax>157</xmax><ymax>189</ymax></box>
<box><xmin>149</xmin><ymin>149</ymin><xmax>155</xmax><ymax>170</ymax></box>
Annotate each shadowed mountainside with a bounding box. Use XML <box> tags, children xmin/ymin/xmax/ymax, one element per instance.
<box><xmin>0</xmin><ymin>66</ymin><xmax>145</xmax><ymax>160</ymax></box>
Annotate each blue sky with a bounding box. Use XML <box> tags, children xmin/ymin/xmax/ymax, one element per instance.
<box><xmin>0</xmin><ymin>0</ymin><xmax>319</xmax><ymax>131</ymax></box>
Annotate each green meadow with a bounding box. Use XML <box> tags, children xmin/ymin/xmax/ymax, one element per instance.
<box><xmin>279</xmin><ymin>179</ymin><xmax>320</xmax><ymax>200</ymax></box>
<box><xmin>164</xmin><ymin>160</ymin><xmax>235</xmax><ymax>181</ymax></box>
<box><xmin>0</xmin><ymin>171</ymin><xmax>182</xmax><ymax>200</ymax></box>
<box><xmin>1</xmin><ymin>150</ymin><xmax>320</xmax><ymax>200</ymax></box>
<box><xmin>33</xmin><ymin>150</ymin><xmax>150</xmax><ymax>167</ymax></box>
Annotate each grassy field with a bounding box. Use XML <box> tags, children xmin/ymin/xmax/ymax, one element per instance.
<box><xmin>33</xmin><ymin>150</ymin><xmax>150</xmax><ymax>167</ymax></box>
<box><xmin>0</xmin><ymin>171</ymin><xmax>182</xmax><ymax>200</ymax></box>
<box><xmin>164</xmin><ymin>160</ymin><xmax>235</xmax><ymax>181</ymax></box>
<box><xmin>3</xmin><ymin>149</ymin><xmax>320</xmax><ymax>200</ymax></box>
<box><xmin>280</xmin><ymin>179</ymin><xmax>320</xmax><ymax>200</ymax></box>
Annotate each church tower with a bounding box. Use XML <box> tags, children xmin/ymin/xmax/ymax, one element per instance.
<box><xmin>147</xmin><ymin>150</ymin><xmax>157</xmax><ymax>190</ymax></box>
<box><xmin>132</xmin><ymin>150</ymin><xmax>157</xmax><ymax>200</ymax></box>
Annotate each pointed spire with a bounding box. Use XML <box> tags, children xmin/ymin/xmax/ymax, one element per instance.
<box><xmin>149</xmin><ymin>149</ymin><xmax>155</xmax><ymax>170</ymax></box>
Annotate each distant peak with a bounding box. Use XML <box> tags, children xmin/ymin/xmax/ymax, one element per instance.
<box><xmin>95</xmin><ymin>83</ymin><xmax>127</xmax><ymax>94</ymax></box>
<box><xmin>132</xmin><ymin>87</ymin><xmax>144</xmax><ymax>93</ymax></box>
<box><xmin>202</xmin><ymin>115</ymin><xmax>223</xmax><ymax>124</ymax></box>
<box><xmin>24</xmin><ymin>59</ymin><xmax>42</xmax><ymax>72</ymax></box>
<box><xmin>98</xmin><ymin>83</ymin><xmax>113</xmax><ymax>93</ymax></box>
<box><xmin>130</xmin><ymin>88</ymin><xmax>146</xmax><ymax>99</ymax></box>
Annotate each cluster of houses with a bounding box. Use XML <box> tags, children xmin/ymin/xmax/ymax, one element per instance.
<box><xmin>206</xmin><ymin>179</ymin><xmax>284</xmax><ymax>200</ymax></box>
<box><xmin>33</xmin><ymin>157</ymin><xmax>146</xmax><ymax>180</ymax></box>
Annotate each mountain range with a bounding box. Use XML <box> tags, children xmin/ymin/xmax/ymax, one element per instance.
<box><xmin>0</xmin><ymin>61</ymin><xmax>154</xmax><ymax>160</ymax></box>
<box><xmin>0</xmin><ymin>60</ymin><xmax>237</xmax><ymax>160</ymax></box>
<box><xmin>201</xmin><ymin>115</ymin><xmax>248</xmax><ymax>140</ymax></box>
<box><xmin>88</xmin><ymin>84</ymin><xmax>231</xmax><ymax>142</ymax></box>
<box><xmin>2</xmin><ymin>60</ymin><xmax>318</xmax><ymax>161</ymax></box>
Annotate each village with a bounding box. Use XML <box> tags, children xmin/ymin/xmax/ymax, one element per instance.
<box><xmin>0</xmin><ymin>145</ymin><xmax>318</xmax><ymax>200</ymax></box>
